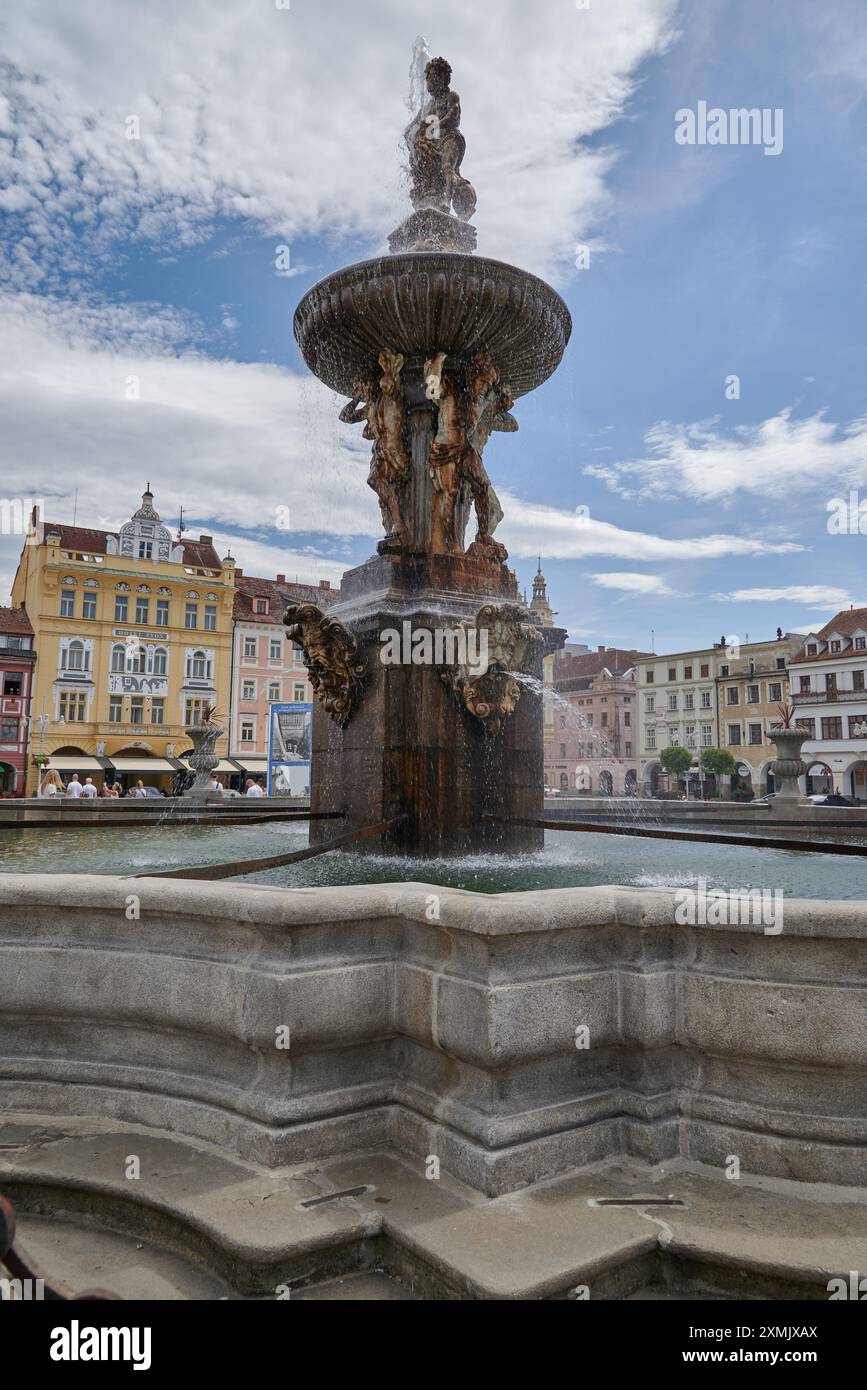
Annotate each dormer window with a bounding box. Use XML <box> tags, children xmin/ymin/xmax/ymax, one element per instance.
<box><xmin>806</xmin><ymin>643</ymin><xmax>817</xmax><ymax>656</ymax></box>
<box><xmin>830</xmin><ymin>640</ymin><xmax>841</xmax><ymax>652</ymax></box>
<box><xmin>255</xmin><ymin>599</ymin><xmax>269</xmax><ymax>615</ymax></box>
<box><xmin>856</xmin><ymin>637</ymin><xmax>866</xmax><ymax>650</ymax></box>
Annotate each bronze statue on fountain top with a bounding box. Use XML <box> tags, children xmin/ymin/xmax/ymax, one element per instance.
<box><xmin>391</xmin><ymin>56</ymin><xmax>478</xmax><ymax>254</ymax></box>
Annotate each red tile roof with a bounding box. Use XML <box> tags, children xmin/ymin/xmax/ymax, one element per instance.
<box><xmin>233</xmin><ymin>574</ymin><xmax>336</xmax><ymax>624</ymax></box>
<box><xmin>790</xmin><ymin>608</ymin><xmax>867</xmax><ymax>664</ymax></box>
<box><xmin>0</xmin><ymin>605</ymin><xmax>32</xmax><ymax>634</ymax></box>
<box><xmin>44</xmin><ymin>524</ymin><xmax>222</xmax><ymax>570</ymax></box>
<box><xmin>554</xmin><ymin>647</ymin><xmax>653</xmax><ymax>686</ymax></box>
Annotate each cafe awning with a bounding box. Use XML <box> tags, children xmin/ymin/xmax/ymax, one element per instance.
<box><xmin>107</xmin><ymin>757</ymin><xmax>179</xmax><ymax>774</ymax></box>
<box><xmin>175</xmin><ymin>757</ymin><xmax>243</xmax><ymax>775</ymax></box>
<box><xmin>232</xmin><ymin>757</ymin><xmax>268</xmax><ymax>773</ymax></box>
<box><xmin>43</xmin><ymin>755</ymin><xmax>104</xmax><ymax>772</ymax></box>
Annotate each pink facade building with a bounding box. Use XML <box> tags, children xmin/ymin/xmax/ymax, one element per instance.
<box><xmin>545</xmin><ymin>645</ymin><xmax>653</xmax><ymax>795</ymax></box>
<box><xmin>0</xmin><ymin>606</ymin><xmax>35</xmax><ymax>796</ymax></box>
<box><xmin>229</xmin><ymin>572</ymin><xmax>335</xmax><ymax>781</ymax></box>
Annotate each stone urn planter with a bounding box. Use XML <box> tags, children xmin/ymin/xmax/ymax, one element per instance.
<box><xmin>183</xmin><ymin>720</ymin><xmax>225</xmax><ymax>799</ymax></box>
<box><xmin>768</xmin><ymin>727</ymin><xmax>808</xmax><ymax>802</ymax></box>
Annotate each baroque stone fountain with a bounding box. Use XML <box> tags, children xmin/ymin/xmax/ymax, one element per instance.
<box><xmin>290</xmin><ymin>55</ymin><xmax>570</xmax><ymax>855</ymax></box>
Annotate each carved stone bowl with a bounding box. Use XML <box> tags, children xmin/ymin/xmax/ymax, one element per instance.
<box><xmin>293</xmin><ymin>253</ymin><xmax>571</xmax><ymax>400</ymax></box>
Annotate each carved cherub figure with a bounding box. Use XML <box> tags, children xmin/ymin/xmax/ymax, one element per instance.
<box><xmin>339</xmin><ymin>350</ymin><xmax>411</xmax><ymax>552</ymax></box>
<box><xmin>405</xmin><ymin>57</ymin><xmax>477</xmax><ymax>220</ymax></box>
<box><xmin>425</xmin><ymin>350</ymin><xmax>514</xmax><ymax>561</ymax></box>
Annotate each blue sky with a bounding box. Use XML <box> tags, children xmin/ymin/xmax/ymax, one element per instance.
<box><xmin>1</xmin><ymin>0</ymin><xmax>865</xmax><ymax>652</ymax></box>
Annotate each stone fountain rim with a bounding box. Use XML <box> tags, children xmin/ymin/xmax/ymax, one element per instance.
<box><xmin>293</xmin><ymin>249</ymin><xmax>572</xmax><ymax>400</ymax></box>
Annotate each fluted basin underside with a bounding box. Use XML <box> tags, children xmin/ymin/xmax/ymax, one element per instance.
<box><xmin>294</xmin><ymin>253</ymin><xmax>572</xmax><ymax>398</ymax></box>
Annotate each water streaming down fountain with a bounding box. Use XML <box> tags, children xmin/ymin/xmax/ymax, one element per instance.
<box><xmin>290</xmin><ymin>55</ymin><xmax>570</xmax><ymax>856</ymax></box>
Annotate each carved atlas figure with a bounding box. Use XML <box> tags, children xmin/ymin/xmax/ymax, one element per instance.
<box><xmin>425</xmin><ymin>350</ymin><xmax>516</xmax><ymax>561</ymax></box>
<box><xmin>405</xmin><ymin>56</ymin><xmax>477</xmax><ymax>220</ymax></box>
<box><xmin>339</xmin><ymin>350</ymin><xmax>412</xmax><ymax>553</ymax></box>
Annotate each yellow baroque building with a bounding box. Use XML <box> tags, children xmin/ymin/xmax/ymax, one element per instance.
<box><xmin>12</xmin><ymin>487</ymin><xmax>235</xmax><ymax>794</ymax></box>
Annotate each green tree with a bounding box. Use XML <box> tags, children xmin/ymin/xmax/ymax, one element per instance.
<box><xmin>700</xmin><ymin>747</ymin><xmax>736</xmax><ymax>777</ymax></box>
<box><xmin>659</xmin><ymin>746</ymin><xmax>694</xmax><ymax>787</ymax></box>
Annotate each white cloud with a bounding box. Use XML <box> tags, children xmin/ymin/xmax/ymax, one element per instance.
<box><xmin>0</xmin><ymin>0</ymin><xmax>677</xmax><ymax>287</ymax></box>
<box><xmin>588</xmin><ymin>571</ymin><xmax>673</xmax><ymax>594</ymax></box>
<box><xmin>586</xmin><ymin>408</ymin><xmax>867</xmax><ymax>502</ymax></box>
<box><xmin>498</xmin><ymin>495</ymin><xmax>802</xmax><ymax>561</ymax></box>
<box><xmin>711</xmin><ymin>585</ymin><xmax>854</xmax><ymax>610</ymax></box>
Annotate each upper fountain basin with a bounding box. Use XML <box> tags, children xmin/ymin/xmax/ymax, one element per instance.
<box><xmin>294</xmin><ymin>252</ymin><xmax>572</xmax><ymax>400</ymax></box>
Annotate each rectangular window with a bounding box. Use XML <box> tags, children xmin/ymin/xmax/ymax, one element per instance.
<box><xmin>646</xmin><ymin>671</ymin><xmax>654</xmax><ymax>684</ymax></box>
<box><xmin>685</xmin><ymin>724</ymin><xmax>695</xmax><ymax>747</ymax></box>
<box><xmin>645</xmin><ymin>695</ymin><xmax>655</xmax><ymax>713</ymax></box>
<box><xmin>668</xmin><ymin>728</ymin><xmax>679</xmax><ymax>746</ymax></box>
<box><xmin>601</xmin><ymin>712</ymin><xmax>608</xmax><ymax>727</ymax></box>
<box><xmin>821</xmin><ymin>717</ymin><xmax>843</xmax><ymax>740</ymax></box>
<box><xmin>293</xmin><ymin>683</ymin><xmax>306</xmax><ymax>701</ymax></box>
<box><xmin>701</xmin><ymin>690</ymin><xmax>712</xmax><ymax>708</ymax></box>
<box><xmin>768</xmin><ymin>682</ymin><xmax>783</xmax><ymax>702</ymax></box>
<box><xmin>268</xmin><ymin>682</ymin><xmax>280</xmax><ymax>701</ymax></box>
<box><xmin>138</xmin><ymin>541</ymin><xmax>153</xmax><ymax>559</ymax></box>
<box><xmin>746</xmin><ymin>684</ymin><xmax>759</xmax><ymax>704</ymax></box>
<box><xmin>720</xmin><ymin>664</ymin><xmax>729</xmax><ymax>677</ymax></box>
<box><xmin>825</xmin><ymin>673</ymin><xmax>837</xmax><ymax>693</ymax></box>
<box><xmin>130</xmin><ymin>697</ymin><xmax>144</xmax><ymax>726</ymax></box>
<box><xmin>151</xmin><ymin>698</ymin><xmax>165</xmax><ymax>726</ymax></box>
<box><xmin>241</xmin><ymin>720</ymin><xmax>255</xmax><ymax>742</ymax></box>
<box><xmin>849</xmin><ymin>716</ymin><xmax>867</xmax><ymax>737</ymax></box>
<box><xmin>3</xmin><ymin>674</ymin><xmax>21</xmax><ymax>697</ymax></box>
<box><xmin>856</xmin><ymin>637</ymin><xmax>866</xmax><ymax>651</ymax></box>
<box><xmin>684</xmin><ymin>692</ymin><xmax>694</xmax><ymax>710</ymax></box>
<box><xmin>242</xmin><ymin>680</ymin><xmax>256</xmax><ymax>701</ymax></box>
<box><xmin>156</xmin><ymin>600</ymin><xmax>169</xmax><ymax>626</ymax></box>
<box><xmin>243</xmin><ymin>637</ymin><xmax>257</xmax><ymax>659</ymax></box>
<box><xmin>799</xmin><ymin>675</ymin><xmax>811</xmax><ymax>693</ymax></box>
<box><xmin>115</xmin><ymin>595</ymin><xmax>128</xmax><ymax>622</ymax></box>
<box><xmin>204</xmin><ymin>605</ymin><xmax>217</xmax><ymax>631</ymax></box>
<box><xmin>0</xmin><ymin>717</ymin><xmax>18</xmax><ymax>741</ymax></box>
<box><xmin>185</xmin><ymin>699</ymin><xmax>205</xmax><ymax>726</ymax></box>
<box><xmin>135</xmin><ymin>598</ymin><xmax>149</xmax><ymax>625</ymax></box>
<box><xmin>625</xmin><ymin>741</ymin><xmax>632</xmax><ymax>756</ymax></box>
<box><xmin>854</xmin><ymin>670</ymin><xmax>865</xmax><ymax>691</ymax></box>
<box><xmin>109</xmin><ymin>697</ymin><xmax>123</xmax><ymax>722</ymax></box>
<box><xmin>269</xmin><ymin>639</ymin><xmax>282</xmax><ymax>661</ymax></box>
<box><xmin>830</xmin><ymin>640</ymin><xmax>841</xmax><ymax>653</ymax></box>
<box><xmin>668</xmin><ymin>667</ymin><xmax>676</xmax><ymax>681</ymax></box>
<box><xmin>560</xmin><ymin>742</ymin><xmax>566</xmax><ymax>758</ymax></box>
<box><xmin>59</xmin><ymin>692</ymin><xmax>86</xmax><ymax>722</ymax></box>
<box><xmin>646</xmin><ymin>729</ymin><xmax>656</xmax><ymax>751</ymax></box>
<box><xmin>748</xmin><ymin>723</ymin><xmax>762</xmax><ymax>745</ymax></box>
<box><xmin>700</xmin><ymin>664</ymin><xmax>709</xmax><ymax>678</ymax></box>
<box><xmin>82</xmin><ymin>593</ymin><xmax>97</xmax><ymax>620</ymax></box>
<box><xmin>668</xmin><ymin>694</ymin><xmax>677</xmax><ymax>711</ymax></box>
<box><xmin>726</xmin><ymin>687</ymin><xmax>739</xmax><ymax>705</ymax></box>
<box><xmin>727</xmin><ymin>724</ymin><xmax>741</xmax><ymax>745</ymax></box>
<box><xmin>624</xmin><ymin>711</ymin><xmax>630</xmax><ymax>727</ymax></box>
<box><xmin>184</xmin><ymin>603</ymin><xmax>198</xmax><ymax>629</ymax></box>
<box><xmin>701</xmin><ymin>724</ymin><xmax>713</xmax><ymax>747</ymax></box>
<box><xmin>776</xmin><ymin>657</ymin><xmax>786</xmax><ymax>669</ymax></box>
<box><xmin>60</xmin><ymin>589</ymin><xmax>75</xmax><ymax>617</ymax></box>
<box><xmin>255</xmin><ymin>599</ymin><xmax>268</xmax><ymax>615</ymax></box>
<box><xmin>684</xmin><ymin>665</ymin><xmax>692</xmax><ymax>679</ymax></box>
<box><xmin>795</xmin><ymin>718</ymin><xmax>815</xmax><ymax>738</ymax></box>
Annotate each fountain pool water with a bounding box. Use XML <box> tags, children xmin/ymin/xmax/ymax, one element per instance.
<box><xmin>2</xmin><ymin>821</ymin><xmax>865</xmax><ymax>897</ymax></box>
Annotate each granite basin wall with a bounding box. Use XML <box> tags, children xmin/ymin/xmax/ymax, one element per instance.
<box><xmin>0</xmin><ymin>874</ymin><xmax>864</xmax><ymax>1196</ymax></box>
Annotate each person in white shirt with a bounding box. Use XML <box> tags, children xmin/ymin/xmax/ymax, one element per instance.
<box><xmin>245</xmin><ymin>779</ymin><xmax>265</xmax><ymax>797</ymax></box>
<box><xmin>81</xmin><ymin>777</ymin><xmax>97</xmax><ymax>798</ymax></box>
<box><xmin>132</xmin><ymin>781</ymin><xmax>147</xmax><ymax>798</ymax></box>
<box><xmin>65</xmin><ymin>774</ymin><xmax>83</xmax><ymax>798</ymax></box>
<box><xmin>208</xmin><ymin>777</ymin><xmax>224</xmax><ymax>794</ymax></box>
<box><xmin>39</xmin><ymin>768</ymin><xmax>64</xmax><ymax>797</ymax></box>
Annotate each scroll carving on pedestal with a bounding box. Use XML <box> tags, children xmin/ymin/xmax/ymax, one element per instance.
<box><xmin>425</xmin><ymin>350</ymin><xmax>515</xmax><ymax>563</ymax></box>
<box><xmin>339</xmin><ymin>349</ymin><xmax>412</xmax><ymax>554</ymax></box>
<box><xmin>284</xmin><ymin>603</ymin><xmax>366</xmax><ymax>728</ymax></box>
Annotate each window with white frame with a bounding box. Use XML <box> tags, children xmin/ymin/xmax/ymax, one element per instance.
<box><xmin>243</xmin><ymin>636</ymin><xmax>257</xmax><ymax>658</ymax></box>
<box><xmin>240</xmin><ymin>719</ymin><xmax>255</xmax><ymax>742</ymax></box>
<box><xmin>242</xmin><ymin>680</ymin><xmax>256</xmax><ymax>700</ymax></box>
<box><xmin>269</xmin><ymin>638</ymin><xmax>282</xmax><ymax>661</ymax></box>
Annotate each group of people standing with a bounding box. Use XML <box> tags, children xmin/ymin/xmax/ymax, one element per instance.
<box><xmin>37</xmin><ymin>768</ymin><xmax>267</xmax><ymax>798</ymax></box>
